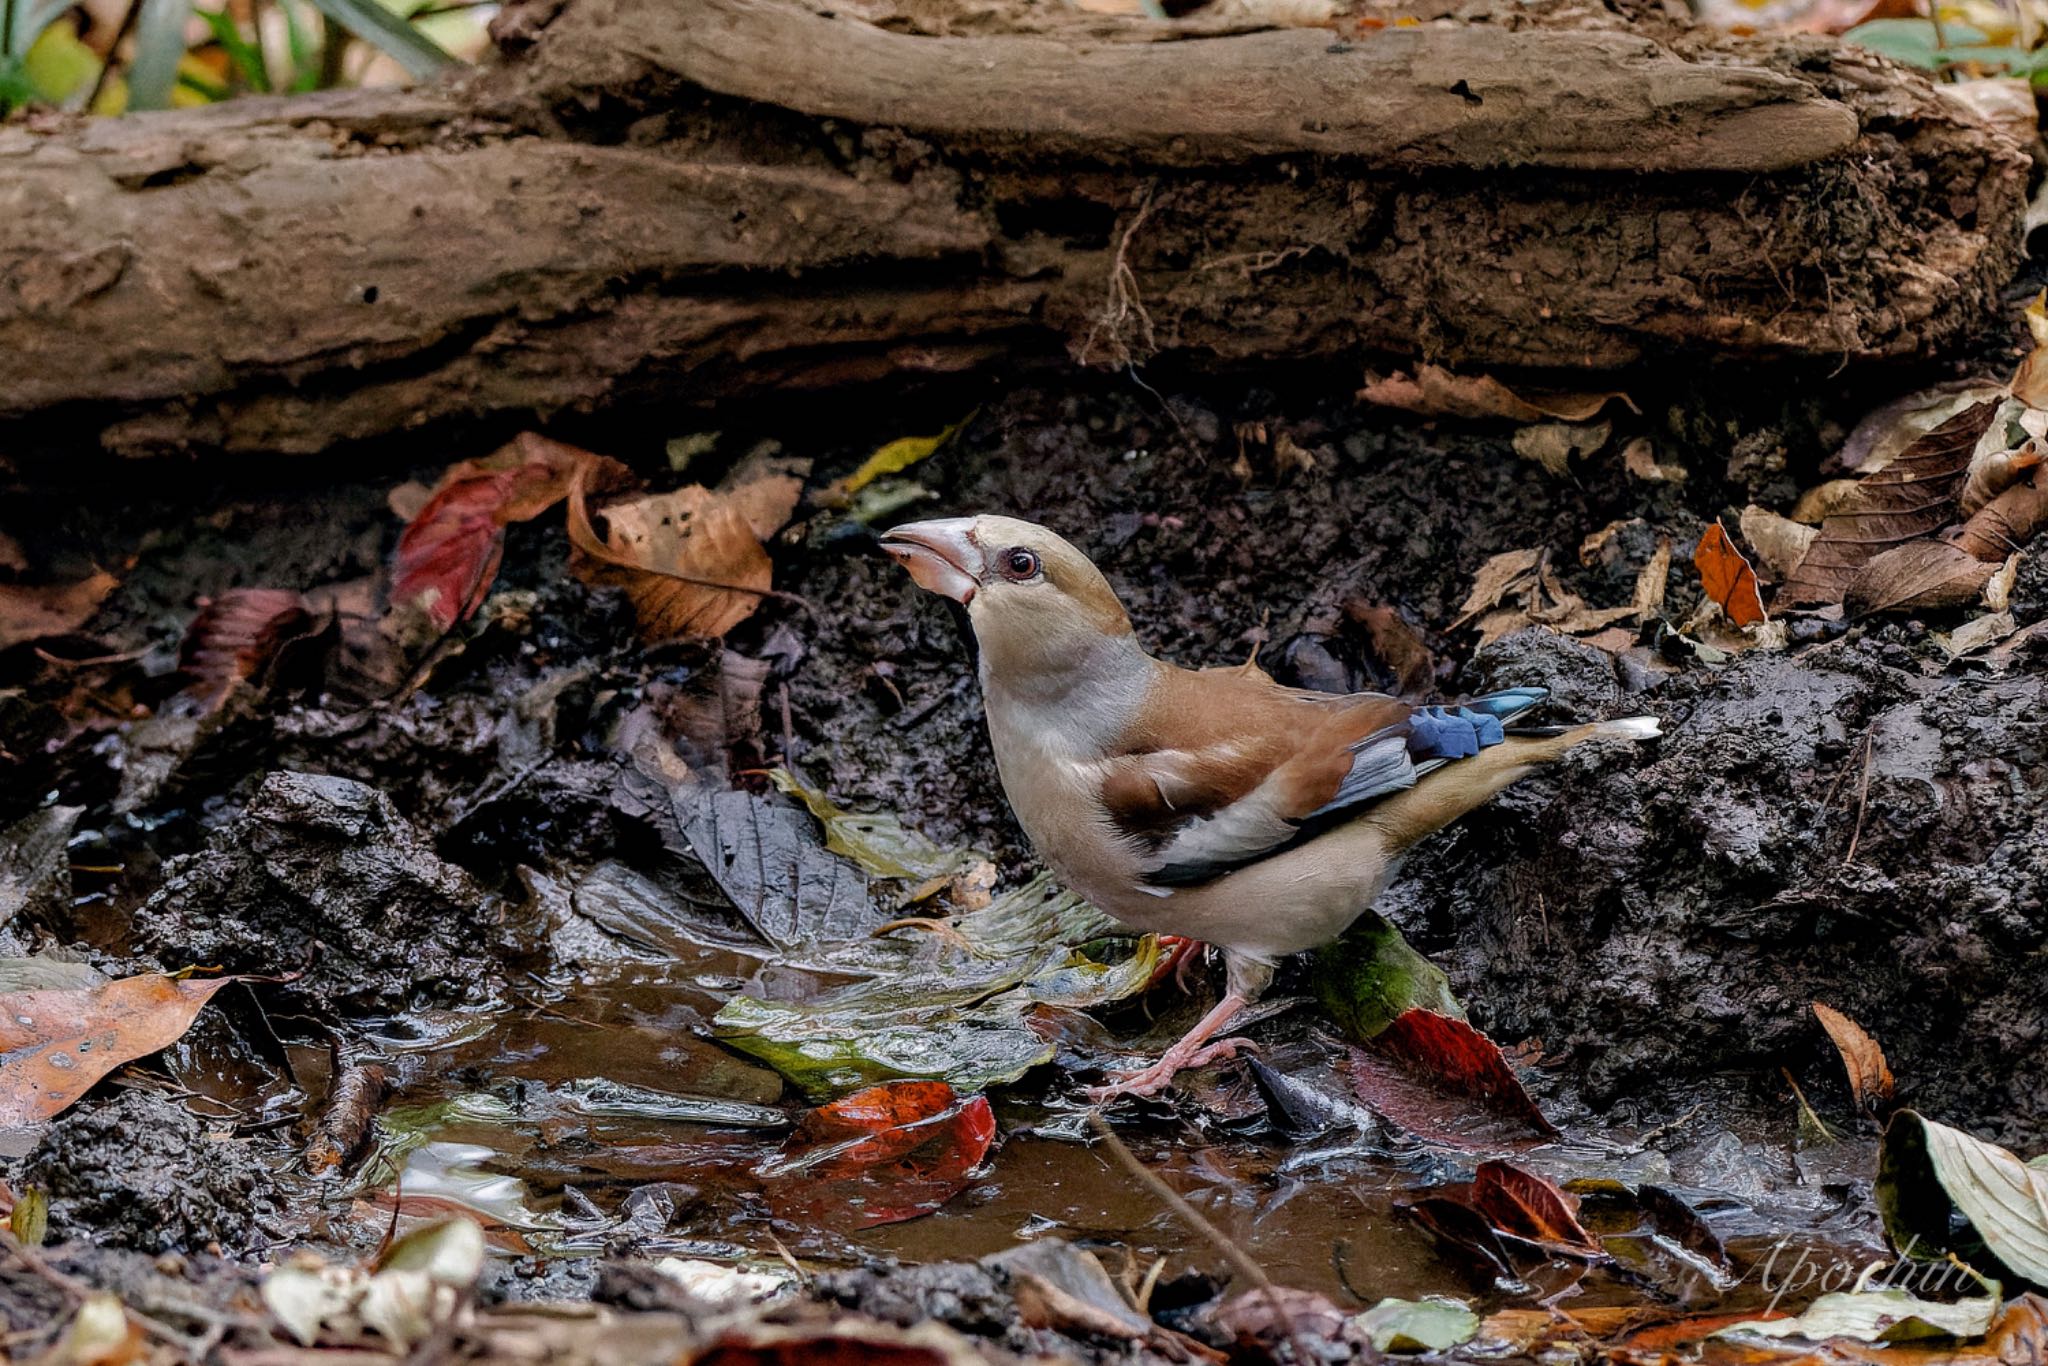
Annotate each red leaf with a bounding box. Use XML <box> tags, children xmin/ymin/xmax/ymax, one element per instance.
<box><xmin>1346</xmin><ymin>1009</ymin><xmax>1557</xmax><ymax>1148</ymax></box>
<box><xmin>178</xmin><ymin>588</ymin><xmax>315</xmax><ymax>711</ymax></box>
<box><xmin>390</xmin><ymin>434</ymin><xmax>601</xmax><ymax>632</ymax></box>
<box><xmin>765</xmin><ymin>1081</ymin><xmax>995</xmax><ymax>1229</ymax></box>
<box><xmin>1692</xmin><ymin>520</ymin><xmax>1766</xmax><ymax>628</ymax></box>
<box><xmin>1467</xmin><ymin>1161</ymin><xmax>1600</xmax><ymax>1254</ymax></box>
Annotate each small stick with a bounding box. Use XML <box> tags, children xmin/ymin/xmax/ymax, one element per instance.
<box><xmin>304</xmin><ymin>1061</ymin><xmax>386</xmax><ymax>1176</ymax></box>
<box><xmin>1844</xmin><ymin>729</ymin><xmax>1875</xmax><ymax>865</ymax></box>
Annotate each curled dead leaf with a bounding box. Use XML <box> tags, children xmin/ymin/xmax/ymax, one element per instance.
<box><xmin>1693</xmin><ymin>521</ymin><xmax>1766</xmax><ymax>628</ymax></box>
<box><xmin>1631</xmin><ymin>537</ymin><xmax>1671</xmax><ymax>622</ymax></box>
<box><xmin>0</xmin><ymin>571</ymin><xmax>119</xmax><ymax>651</ymax></box>
<box><xmin>1846</xmin><ymin>539</ymin><xmax>1999</xmax><ymax>616</ymax></box>
<box><xmin>1738</xmin><ymin>505</ymin><xmax>1818</xmax><ymax>582</ymax></box>
<box><xmin>567</xmin><ymin>454</ymin><xmax>805</xmax><ymax>642</ymax></box>
<box><xmin>1453</xmin><ymin>549</ymin><xmax>1541</xmax><ymax>625</ymax></box>
<box><xmin>1622</xmin><ymin>437</ymin><xmax>1687</xmax><ymax>483</ymax></box>
<box><xmin>1952</xmin><ymin>466</ymin><xmax>2048</xmax><ymax>563</ymax></box>
<box><xmin>1811</xmin><ymin>1002</ymin><xmax>1894</xmax><ymax>1115</ymax></box>
<box><xmin>1512</xmin><ymin>420</ymin><xmax>1610</xmax><ymax>477</ymax></box>
<box><xmin>179</xmin><ymin>588</ymin><xmax>316</xmax><ymax>712</ymax></box>
<box><xmin>1359</xmin><ymin>365</ymin><xmax>1634</xmax><ymax>424</ymax></box>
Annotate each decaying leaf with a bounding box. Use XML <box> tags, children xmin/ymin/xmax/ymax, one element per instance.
<box><xmin>1464</xmin><ymin>1160</ymin><xmax>1601</xmax><ymax>1255</ymax></box>
<box><xmin>1513</xmin><ymin>419</ymin><xmax>1610</xmax><ymax>476</ymax></box>
<box><xmin>1985</xmin><ymin>554</ymin><xmax>2024</xmax><ymax>612</ymax></box>
<box><xmin>0</xmin><ymin>571</ymin><xmax>119</xmax><ymax>651</ymax></box>
<box><xmin>2012</xmin><ymin>291</ymin><xmax>2048</xmax><ymax>409</ymax></box>
<box><xmin>1879</xmin><ymin>1109</ymin><xmax>2048</xmax><ymax>1290</ymax></box>
<box><xmin>1454</xmin><ymin>549</ymin><xmax>1542</xmax><ymax>624</ymax></box>
<box><xmin>1355</xmin><ymin>1298</ymin><xmax>1481</xmax><ymax>1353</ymax></box>
<box><xmin>1312</xmin><ymin>912</ymin><xmax>1464</xmax><ymax>1042</ymax></box>
<box><xmin>1347</xmin><ymin>1008</ymin><xmax>1557</xmax><ymax>1147</ymax></box>
<box><xmin>1739</xmin><ymin>505</ymin><xmax>1818</xmax><ymax>582</ymax></box>
<box><xmin>178</xmin><ymin>588</ymin><xmax>315</xmax><ymax>711</ymax></box>
<box><xmin>263</xmin><ymin>1217</ymin><xmax>486</xmax><ymax>1349</ymax></box>
<box><xmin>1960</xmin><ymin>445</ymin><xmax>2045</xmax><ymax>518</ymax></box>
<box><xmin>1360</xmin><ymin>365</ymin><xmax>1633</xmax><ymax>424</ymax></box>
<box><xmin>1631</xmin><ymin>537</ymin><xmax>1672</xmax><ymax>621</ymax></box>
<box><xmin>392</xmin><ymin>433</ymin><xmax>601</xmax><ymax>633</ymax></box>
<box><xmin>1715</xmin><ymin>1289</ymin><xmax>1998</xmax><ymax>1345</ymax></box>
<box><xmin>0</xmin><ymin>971</ymin><xmax>245</xmax><ymax>1132</ymax></box>
<box><xmin>569</xmin><ymin>452</ymin><xmax>804</xmax><ymax>641</ymax></box>
<box><xmin>762</xmin><ymin>1080</ymin><xmax>995</xmax><ymax>1229</ymax></box>
<box><xmin>767</xmin><ymin>769</ymin><xmax>990</xmax><ymax>889</ymax></box>
<box><xmin>1846</xmin><ymin>540</ymin><xmax>1999</xmax><ymax>616</ymax></box>
<box><xmin>1811</xmin><ymin>1001</ymin><xmax>1895</xmax><ymax>1115</ymax></box>
<box><xmin>1792</xmin><ymin>477</ymin><xmax>1868</xmax><ymax>525</ymax></box>
<box><xmin>1939</xmin><ymin>611</ymin><xmax>2018</xmax><ymax>658</ymax></box>
<box><xmin>1622</xmin><ymin>436</ymin><xmax>1688</xmax><ymax>483</ymax></box>
<box><xmin>817</xmin><ymin>418</ymin><xmax>968</xmax><ymax>506</ymax></box>
<box><xmin>1832</xmin><ymin>384</ymin><xmax>2004</xmax><ymax>477</ymax></box>
<box><xmin>1782</xmin><ymin>403</ymin><xmax>1995</xmax><ymax>606</ymax></box>
<box><xmin>1693</xmin><ymin>521</ymin><xmax>1767</xmax><ymax>627</ymax></box>
<box><xmin>1952</xmin><ymin>467</ymin><xmax>2048</xmax><ymax>564</ymax></box>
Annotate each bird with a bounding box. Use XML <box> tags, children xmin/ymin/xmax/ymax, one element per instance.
<box><xmin>879</xmin><ymin>514</ymin><xmax>1659</xmax><ymax>1101</ymax></box>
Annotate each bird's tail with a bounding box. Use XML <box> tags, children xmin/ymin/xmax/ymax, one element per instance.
<box><xmin>1366</xmin><ymin>712</ymin><xmax>1660</xmax><ymax>854</ymax></box>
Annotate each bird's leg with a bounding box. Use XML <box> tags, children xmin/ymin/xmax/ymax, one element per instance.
<box><xmin>1086</xmin><ymin>991</ymin><xmax>1252</xmax><ymax>1102</ymax></box>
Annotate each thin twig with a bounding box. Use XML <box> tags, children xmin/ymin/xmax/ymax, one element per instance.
<box><xmin>84</xmin><ymin>0</ymin><xmax>145</xmax><ymax>110</ymax></box>
<box><xmin>1087</xmin><ymin>1112</ymin><xmax>1317</xmax><ymax>1362</ymax></box>
<box><xmin>1</xmin><ymin>1232</ymin><xmax>192</xmax><ymax>1349</ymax></box>
<box><xmin>1844</xmin><ymin>729</ymin><xmax>1875</xmax><ymax>865</ymax></box>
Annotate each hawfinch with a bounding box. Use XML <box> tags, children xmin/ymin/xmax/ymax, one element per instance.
<box><xmin>881</xmin><ymin>515</ymin><xmax>1659</xmax><ymax>1101</ymax></box>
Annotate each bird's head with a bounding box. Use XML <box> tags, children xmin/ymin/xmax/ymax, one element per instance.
<box><xmin>880</xmin><ymin>515</ymin><xmax>1137</xmax><ymax>691</ymax></box>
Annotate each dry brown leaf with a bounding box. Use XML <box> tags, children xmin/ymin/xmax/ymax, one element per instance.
<box><xmin>1622</xmin><ymin>437</ymin><xmax>1687</xmax><ymax>483</ymax></box>
<box><xmin>2013</xmin><ymin>292</ymin><xmax>2048</xmax><ymax>409</ymax></box>
<box><xmin>1791</xmin><ymin>478</ymin><xmax>1865</xmax><ymax>525</ymax></box>
<box><xmin>1811</xmin><ymin>1002</ymin><xmax>1894</xmax><ymax>1115</ymax></box>
<box><xmin>1632</xmin><ymin>537</ymin><xmax>1671</xmax><ymax>621</ymax></box>
<box><xmin>1832</xmin><ymin>383</ymin><xmax>2002</xmax><ymax>476</ymax></box>
<box><xmin>1474</xmin><ymin>608</ymin><xmax>1532</xmax><ymax>646</ymax></box>
<box><xmin>0</xmin><ymin>973</ymin><xmax>243</xmax><ymax>1129</ymax></box>
<box><xmin>1360</xmin><ymin>364</ymin><xmax>1633</xmax><ymax>424</ymax></box>
<box><xmin>1985</xmin><ymin>553</ymin><xmax>2024</xmax><ymax>612</ymax></box>
<box><xmin>0</xmin><ymin>571</ymin><xmax>119</xmax><ymax>651</ymax></box>
<box><xmin>1781</xmin><ymin>402</ymin><xmax>1995</xmax><ymax>606</ymax></box>
<box><xmin>1940</xmin><ymin>611</ymin><xmax>2017</xmax><ymax>658</ymax></box>
<box><xmin>179</xmin><ymin>589</ymin><xmax>316</xmax><ymax>713</ymax></box>
<box><xmin>1454</xmin><ymin>549</ymin><xmax>1542</xmax><ymax>623</ymax></box>
<box><xmin>1739</xmin><ymin>505</ymin><xmax>1818</xmax><ymax>582</ymax></box>
<box><xmin>1578</xmin><ymin>518</ymin><xmax>1643</xmax><ymax>566</ymax></box>
<box><xmin>1845</xmin><ymin>540</ymin><xmax>2000</xmax><ymax>616</ymax></box>
<box><xmin>1960</xmin><ymin>445</ymin><xmax>2045</xmax><ymax>517</ymax></box>
<box><xmin>567</xmin><ymin>458</ymin><xmax>805</xmax><ymax>642</ymax></box>
<box><xmin>1513</xmin><ymin>420</ymin><xmax>1610</xmax><ymax>477</ymax></box>
<box><xmin>1952</xmin><ymin>467</ymin><xmax>2048</xmax><ymax>563</ymax></box>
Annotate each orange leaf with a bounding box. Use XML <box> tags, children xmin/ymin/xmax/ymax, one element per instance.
<box><xmin>1811</xmin><ymin>1001</ymin><xmax>1895</xmax><ymax>1114</ymax></box>
<box><xmin>566</xmin><ymin>453</ymin><xmax>803</xmax><ymax>642</ymax></box>
<box><xmin>178</xmin><ymin>588</ymin><xmax>315</xmax><ymax>712</ymax></box>
<box><xmin>766</xmin><ymin>1081</ymin><xmax>996</xmax><ymax>1229</ymax></box>
<box><xmin>1347</xmin><ymin>1009</ymin><xmax>1557</xmax><ymax>1147</ymax></box>
<box><xmin>1693</xmin><ymin>520</ymin><xmax>1766</xmax><ymax>627</ymax></box>
<box><xmin>390</xmin><ymin>434</ymin><xmax>600</xmax><ymax>632</ymax></box>
<box><xmin>1468</xmin><ymin>1160</ymin><xmax>1601</xmax><ymax>1255</ymax></box>
<box><xmin>0</xmin><ymin>571</ymin><xmax>119</xmax><ymax>651</ymax></box>
<box><xmin>0</xmin><ymin>973</ymin><xmax>243</xmax><ymax>1129</ymax></box>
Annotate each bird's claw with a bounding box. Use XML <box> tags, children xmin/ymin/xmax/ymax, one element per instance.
<box><xmin>1084</xmin><ymin>1034</ymin><xmax>1256</xmax><ymax>1103</ymax></box>
<box><xmin>1150</xmin><ymin>935</ymin><xmax>1210</xmax><ymax>994</ymax></box>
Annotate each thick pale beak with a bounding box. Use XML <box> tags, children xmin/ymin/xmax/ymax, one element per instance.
<box><xmin>880</xmin><ymin>518</ymin><xmax>981</xmax><ymax>605</ymax></box>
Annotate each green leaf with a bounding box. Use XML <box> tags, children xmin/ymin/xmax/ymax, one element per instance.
<box><xmin>196</xmin><ymin>8</ymin><xmax>269</xmax><ymax>93</ymax></box>
<box><xmin>304</xmin><ymin>0</ymin><xmax>452</xmax><ymax>80</ymax></box>
<box><xmin>1879</xmin><ymin>1109</ymin><xmax>2048</xmax><ymax>1290</ymax></box>
<box><xmin>3</xmin><ymin>0</ymin><xmax>73</xmax><ymax>58</ymax></box>
<box><xmin>1715</xmin><ymin>1289</ymin><xmax>1999</xmax><ymax>1343</ymax></box>
<box><xmin>127</xmin><ymin>0</ymin><xmax>192</xmax><ymax>110</ymax></box>
<box><xmin>1311</xmin><ymin>911</ymin><xmax>1463</xmax><ymax>1041</ymax></box>
<box><xmin>1354</xmin><ymin>1297</ymin><xmax>1480</xmax><ymax>1353</ymax></box>
<box><xmin>8</xmin><ymin>1186</ymin><xmax>47</xmax><ymax>1246</ymax></box>
<box><xmin>768</xmin><ymin>767</ymin><xmax>989</xmax><ymax>885</ymax></box>
<box><xmin>1842</xmin><ymin>18</ymin><xmax>1990</xmax><ymax>68</ymax></box>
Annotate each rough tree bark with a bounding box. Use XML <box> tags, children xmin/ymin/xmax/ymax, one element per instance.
<box><xmin>0</xmin><ymin>0</ymin><xmax>2029</xmax><ymax>457</ymax></box>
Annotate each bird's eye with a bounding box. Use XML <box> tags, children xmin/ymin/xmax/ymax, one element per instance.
<box><xmin>998</xmin><ymin>548</ymin><xmax>1041</xmax><ymax>581</ymax></box>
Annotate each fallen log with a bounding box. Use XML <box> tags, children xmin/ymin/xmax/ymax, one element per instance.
<box><xmin>0</xmin><ymin>0</ymin><xmax>2027</xmax><ymax>457</ymax></box>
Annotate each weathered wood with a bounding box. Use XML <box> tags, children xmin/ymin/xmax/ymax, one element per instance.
<box><xmin>0</xmin><ymin>0</ymin><xmax>2027</xmax><ymax>458</ymax></box>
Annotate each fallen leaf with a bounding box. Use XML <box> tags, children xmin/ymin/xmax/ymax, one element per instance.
<box><xmin>0</xmin><ymin>972</ymin><xmax>244</xmax><ymax>1131</ymax></box>
<box><xmin>1960</xmin><ymin>446</ymin><xmax>2045</xmax><ymax>518</ymax></box>
<box><xmin>1831</xmin><ymin>384</ymin><xmax>2004</xmax><ymax>476</ymax></box>
<box><xmin>568</xmin><ymin>454</ymin><xmax>803</xmax><ymax>641</ymax></box>
<box><xmin>2012</xmin><ymin>291</ymin><xmax>2048</xmax><ymax>409</ymax></box>
<box><xmin>1792</xmin><ymin>478</ymin><xmax>1868</xmax><ymax>525</ymax></box>
<box><xmin>1466</xmin><ymin>1160</ymin><xmax>1602</xmax><ymax>1255</ymax></box>
<box><xmin>817</xmin><ymin>419</ymin><xmax>966</xmax><ymax>506</ymax></box>
<box><xmin>1715</xmin><ymin>1289</ymin><xmax>1998</xmax><ymax>1344</ymax></box>
<box><xmin>1783</xmin><ymin>403</ymin><xmax>1995</xmax><ymax>606</ymax></box>
<box><xmin>1356</xmin><ymin>1297</ymin><xmax>1481</xmax><ymax>1353</ymax></box>
<box><xmin>178</xmin><ymin>588</ymin><xmax>315</xmax><ymax>711</ymax></box>
<box><xmin>1694</xmin><ymin>521</ymin><xmax>1767</xmax><ymax>627</ymax></box>
<box><xmin>763</xmin><ymin>1080</ymin><xmax>995</xmax><ymax>1229</ymax></box>
<box><xmin>391</xmin><ymin>434</ymin><xmax>601</xmax><ymax>632</ymax></box>
<box><xmin>1513</xmin><ymin>420</ymin><xmax>1610</xmax><ymax>476</ymax></box>
<box><xmin>0</xmin><ymin>571</ymin><xmax>119</xmax><ymax>651</ymax></box>
<box><xmin>1939</xmin><ymin>611</ymin><xmax>2018</xmax><ymax>658</ymax></box>
<box><xmin>1984</xmin><ymin>553</ymin><xmax>2024</xmax><ymax>612</ymax></box>
<box><xmin>1360</xmin><ymin>365</ymin><xmax>1634</xmax><ymax>424</ymax></box>
<box><xmin>1312</xmin><ymin>912</ymin><xmax>1464</xmax><ymax>1042</ymax></box>
<box><xmin>1846</xmin><ymin>540</ymin><xmax>1999</xmax><ymax>616</ymax></box>
<box><xmin>1454</xmin><ymin>548</ymin><xmax>1542</xmax><ymax>623</ymax></box>
<box><xmin>999</xmin><ymin>1240</ymin><xmax>1159</xmax><ymax>1342</ymax></box>
<box><xmin>1879</xmin><ymin>1109</ymin><xmax>2048</xmax><ymax>1290</ymax></box>
<box><xmin>1632</xmin><ymin>537</ymin><xmax>1672</xmax><ymax>621</ymax></box>
<box><xmin>1623</xmin><ymin>437</ymin><xmax>1689</xmax><ymax>483</ymax></box>
<box><xmin>767</xmin><ymin>768</ymin><xmax>991</xmax><ymax>887</ymax></box>
<box><xmin>1952</xmin><ymin>467</ymin><xmax>2048</xmax><ymax>564</ymax></box>
<box><xmin>1740</xmin><ymin>506</ymin><xmax>1819</xmax><ymax>581</ymax></box>
<box><xmin>1811</xmin><ymin>1001</ymin><xmax>1895</xmax><ymax>1115</ymax></box>
<box><xmin>1347</xmin><ymin>1008</ymin><xmax>1557</xmax><ymax>1147</ymax></box>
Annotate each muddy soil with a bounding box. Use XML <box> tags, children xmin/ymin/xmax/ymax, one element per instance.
<box><xmin>1</xmin><ymin>358</ymin><xmax>2043</xmax><ymax>1358</ymax></box>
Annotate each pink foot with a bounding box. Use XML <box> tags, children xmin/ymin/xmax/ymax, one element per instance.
<box><xmin>1085</xmin><ymin>1035</ymin><xmax>1257</xmax><ymax>1102</ymax></box>
<box><xmin>1150</xmin><ymin>935</ymin><xmax>1208</xmax><ymax>992</ymax></box>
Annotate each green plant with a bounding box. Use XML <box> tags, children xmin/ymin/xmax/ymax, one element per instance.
<box><xmin>1844</xmin><ymin>16</ymin><xmax>2048</xmax><ymax>83</ymax></box>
